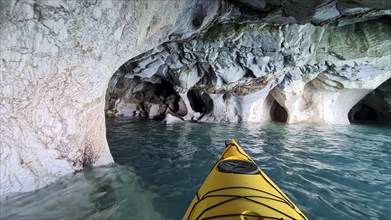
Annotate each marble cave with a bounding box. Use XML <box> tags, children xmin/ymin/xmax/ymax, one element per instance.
<box><xmin>1</xmin><ymin>0</ymin><xmax>390</xmax><ymax>197</ymax></box>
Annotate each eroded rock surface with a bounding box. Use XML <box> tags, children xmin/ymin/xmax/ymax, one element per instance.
<box><xmin>1</xmin><ymin>0</ymin><xmax>220</xmax><ymax>197</ymax></box>
<box><xmin>107</xmin><ymin>16</ymin><xmax>391</xmax><ymax>124</ymax></box>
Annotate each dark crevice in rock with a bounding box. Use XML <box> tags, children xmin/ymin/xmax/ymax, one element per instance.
<box><xmin>192</xmin><ymin>18</ymin><xmax>202</xmax><ymax>29</ymax></box>
<box><xmin>349</xmin><ymin>103</ymin><xmax>377</xmax><ymax>121</ymax></box>
<box><xmin>244</xmin><ymin>68</ymin><xmax>257</xmax><ymax>78</ymax></box>
<box><xmin>191</xmin><ymin>5</ymin><xmax>207</xmax><ymax>30</ymax></box>
<box><xmin>270</xmin><ymin>99</ymin><xmax>288</xmax><ymax>122</ymax></box>
<box><xmin>187</xmin><ymin>89</ymin><xmax>214</xmax><ymax>118</ymax></box>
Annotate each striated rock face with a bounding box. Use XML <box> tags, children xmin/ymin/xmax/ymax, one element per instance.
<box><xmin>273</xmin><ymin>18</ymin><xmax>391</xmax><ymax>124</ymax></box>
<box><xmin>107</xmin><ymin>16</ymin><xmax>391</xmax><ymax>124</ymax></box>
<box><xmin>0</xmin><ymin>0</ymin><xmax>220</xmax><ymax>197</ymax></box>
<box><xmin>1</xmin><ymin>0</ymin><xmax>390</xmax><ymax>196</ymax></box>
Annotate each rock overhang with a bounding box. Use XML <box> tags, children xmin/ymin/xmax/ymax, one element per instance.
<box><xmin>107</xmin><ymin>10</ymin><xmax>391</xmax><ymax>124</ymax></box>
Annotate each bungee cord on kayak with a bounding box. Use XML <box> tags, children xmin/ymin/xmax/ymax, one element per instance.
<box><xmin>183</xmin><ymin>139</ymin><xmax>308</xmax><ymax>220</ymax></box>
<box><xmin>190</xmin><ymin>191</ymin><xmax>301</xmax><ymax>220</ymax></box>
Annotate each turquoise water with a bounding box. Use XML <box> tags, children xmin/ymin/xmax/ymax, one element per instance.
<box><xmin>1</xmin><ymin>118</ymin><xmax>390</xmax><ymax>219</ymax></box>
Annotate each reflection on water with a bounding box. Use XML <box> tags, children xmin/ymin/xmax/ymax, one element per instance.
<box><xmin>1</xmin><ymin>118</ymin><xmax>390</xmax><ymax>220</ymax></box>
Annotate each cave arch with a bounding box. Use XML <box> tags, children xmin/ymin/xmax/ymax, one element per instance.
<box><xmin>270</xmin><ymin>99</ymin><xmax>288</xmax><ymax>123</ymax></box>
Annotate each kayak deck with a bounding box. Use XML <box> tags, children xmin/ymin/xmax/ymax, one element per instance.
<box><xmin>183</xmin><ymin>139</ymin><xmax>307</xmax><ymax>220</ymax></box>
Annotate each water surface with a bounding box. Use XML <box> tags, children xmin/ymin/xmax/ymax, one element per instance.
<box><xmin>1</xmin><ymin>118</ymin><xmax>390</xmax><ymax>220</ymax></box>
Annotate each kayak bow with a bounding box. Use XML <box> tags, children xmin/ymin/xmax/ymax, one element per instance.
<box><xmin>183</xmin><ymin>139</ymin><xmax>307</xmax><ymax>220</ymax></box>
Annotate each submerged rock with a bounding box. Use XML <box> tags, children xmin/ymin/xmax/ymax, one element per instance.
<box><xmin>163</xmin><ymin>113</ymin><xmax>185</xmax><ymax>125</ymax></box>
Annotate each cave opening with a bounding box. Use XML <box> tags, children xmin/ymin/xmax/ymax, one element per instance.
<box><xmin>105</xmin><ymin>73</ymin><xmax>187</xmax><ymax>119</ymax></box>
<box><xmin>349</xmin><ymin>102</ymin><xmax>378</xmax><ymax>123</ymax></box>
<box><xmin>187</xmin><ymin>89</ymin><xmax>214</xmax><ymax>117</ymax></box>
<box><xmin>348</xmin><ymin>79</ymin><xmax>391</xmax><ymax>124</ymax></box>
<box><xmin>270</xmin><ymin>99</ymin><xmax>288</xmax><ymax>123</ymax></box>
<box><xmin>353</xmin><ymin>104</ymin><xmax>377</xmax><ymax>121</ymax></box>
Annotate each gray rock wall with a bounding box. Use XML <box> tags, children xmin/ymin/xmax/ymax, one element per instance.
<box><xmin>107</xmin><ymin>16</ymin><xmax>391</xmax><ymax>124</ymax></box>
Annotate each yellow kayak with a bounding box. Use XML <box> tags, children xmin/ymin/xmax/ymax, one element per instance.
<box><xmin>183</xmin><ymin>139</ymin><xmax>308</xmax><ymax>220</ymax></box>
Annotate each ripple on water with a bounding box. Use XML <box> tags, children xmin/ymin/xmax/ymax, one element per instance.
<box><xmin>1</xmin><ymin>119</ymin><xmax>390</xmax><ymax>220</ymax></box>
<box><xmin>0</xmin><ymin>165</ymin><xmax>161</xmax><ymax>220</ymax></box>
